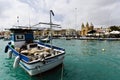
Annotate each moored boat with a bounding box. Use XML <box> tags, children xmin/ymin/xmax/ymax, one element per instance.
<box><xmin>4</xmin><ymin>27</ymin><xmax>65</xmax><ymax>76</ymax></box>
<box><xmin>4</xmin><ymin>10</ymin><xmax>65</xmax><ymax>76</ymax></box>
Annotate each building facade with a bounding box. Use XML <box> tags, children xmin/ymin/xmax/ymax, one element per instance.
<box><xmin>80</xmin><ymin>22</ymin><xmax>94</xmax><ymax>36</ymax></box>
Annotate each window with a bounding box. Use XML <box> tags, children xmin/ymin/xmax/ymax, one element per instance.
<box><xmin>15</xmin><ymin>34</ymin><xmax>25</xmax><ymax>40</ymax></box>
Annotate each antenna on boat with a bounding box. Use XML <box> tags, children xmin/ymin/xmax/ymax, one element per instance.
<box><xmin>50</xmin><ymin>10</ymin><xmax>54</xmax><ymax>51</ymax></box>
<box><xmin>29</xmin><ymin>15</ymin><xmax>31</xmax><ymax>27</ymax></box>
<box><xmin>17</xmin><ymin>16</ymin><xmax>19</xmax><ymax>27</ymax></box>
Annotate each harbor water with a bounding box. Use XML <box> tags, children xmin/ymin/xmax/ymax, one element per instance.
<box><xmin>0</xmin><ymin>39</ymin><xmax>120</xmax><ymax>80</ymax></box>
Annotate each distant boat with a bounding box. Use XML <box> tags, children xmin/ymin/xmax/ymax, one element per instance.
<box><xmin>4</xmin><ymin>37</ymin><xmax>10</xmax><ymax>41</ymax></box>
<box><xmin>39</xmin><ymin>36</ymin><xmax>50</xmax><ymax>43</ymax></box>
<box><xmin>59</xmin><ymin>36</ymin><xmax>66</xmax><ymax>39</ymax></box>
<box><xmin>66</xmin><ymin>37</ymin><xmax>72</xmax><ymax>40</ymax></box>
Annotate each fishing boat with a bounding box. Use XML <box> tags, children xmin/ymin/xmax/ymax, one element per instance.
<box><xmin>4</xmin><ymin>10</ymin><xmax>65</xmax><ymax>76</ymax></box>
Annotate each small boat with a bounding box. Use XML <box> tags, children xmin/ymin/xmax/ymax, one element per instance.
<box><xmin>66</xmin><ymin>37</ymin><xmax>72</xmax><ymax>40</ymax></box>
<box><xmin>4</xmin><ymin>10</ymin><xmax>65</xmax><ymax>76</ymax></box>
<box><xmin>39</xmin><ymin>36</ymin><xmax>50</xmax><ymax>43</ymax></box>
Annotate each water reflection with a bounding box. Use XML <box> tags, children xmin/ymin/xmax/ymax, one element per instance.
<box><xmin>81</xmin><ymin>41</ymin><xmax>99</xmax><ymax>56</ymax></box>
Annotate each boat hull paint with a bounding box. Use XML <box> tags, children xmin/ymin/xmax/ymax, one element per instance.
<box><xmin>19</xmin><ymin>54</ymin><xmax>64</xmax><ymax>76</ymax></box>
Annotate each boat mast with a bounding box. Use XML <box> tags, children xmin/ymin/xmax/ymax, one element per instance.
<box><xmin>50</xmin><ymin>10</ymin><xmax>54</xmax><ymax>50</ymax></box>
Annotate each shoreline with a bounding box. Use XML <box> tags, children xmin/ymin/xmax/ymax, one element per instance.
<box><xmin>78</xmin><ymin>37</ymin><xmax>120</xmax><ymax>41</ymax></box>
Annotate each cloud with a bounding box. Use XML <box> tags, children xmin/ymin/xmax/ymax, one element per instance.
<box><xmin>0</xmin><ymin>0</ymin><xmax>33</xmax><ymax>28</ymax></box>
<box><xmin>0</xmin><ymin>0</ymin><xmax>120</xmax><ymax>30</ymax></box>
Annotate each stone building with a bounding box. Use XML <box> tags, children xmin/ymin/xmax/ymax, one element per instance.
<box><xmin>80</xmin><ymin>22</ymin><xmax>94</xmax><ymax>36</ymax></box>
<box><xmin>66</xmin><ymin>29</ymin><xmax>76</xmax><ymax>37</ymax></box>
<box><xmin>34</xmin><ymin>29</ymin><xmax>67</xmax><ymax>38</ymax></box>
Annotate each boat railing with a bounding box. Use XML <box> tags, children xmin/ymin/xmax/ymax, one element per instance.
<box><xmin>35</xmin><ymin>41</ymin><xmax>65</xmax><ymax>51</ymax></box>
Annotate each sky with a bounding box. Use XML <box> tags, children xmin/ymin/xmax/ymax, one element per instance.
<box><xmin>0</xmin><ymin>0</ymin><xmax>120</xmax><ymax>30</ymax></box>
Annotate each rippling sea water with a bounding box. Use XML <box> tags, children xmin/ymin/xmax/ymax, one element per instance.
<box><xmin>0</xmin><ymin>39</ymin><xmax>120</xmax><ymax>80</ymax></box>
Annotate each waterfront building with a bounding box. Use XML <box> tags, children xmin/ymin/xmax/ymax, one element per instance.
<box><xmin>66</xmin><ymin>29</ymin><xmax>76</xmax><ymax>37</ymax></box>
<box><xmin>94</xmin><ymin>27</ymin><xmax>111</xmax><ymax>37</ymax></box>
<box><xmin>34</xmin><ymin>29</ymin><xmax>51</xmax><ymax>39</ymax></box>
<box><xmin>3</xmin><ymin>31</ymin><xmax>11</xmax><ymax>40</ymax></box>
<box><xmin>80</xmin><ymin>22</ymin><xmax>94</xmax><ymax>36</ymax></box>
<box><xmin>53</xmin><ymin>29</ymin><xmax>67</xmax><ymax>37</ymax></box>
<box><xmin>34</xmin><ymin>29</ymin><xmax>77</xmax><ymax>38</ymax></box>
